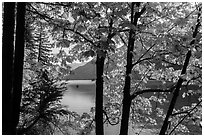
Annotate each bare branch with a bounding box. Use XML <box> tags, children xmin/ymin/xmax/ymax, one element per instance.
<box><xmin>131</xmin><ymin>43</ymin><xmax>156</xmax><ymax>68</ymax></box>
<box><xmin>103</xmin><ymin>110</ymin><xmax>119</xmax><ymax>126</ymax></box>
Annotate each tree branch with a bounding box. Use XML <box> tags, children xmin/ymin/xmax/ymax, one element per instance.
<box><xmin>169</xmin><ymin>100</ymin><xmax>202</xmax><ymax>135</ymax></box>
<box><xmin>39</xmin><ymin>2</ymin><xmax>72</xmax><ymax>8</ymax></box>
<box><xmin>27</xmin><ymin>3</ymin><xmax>97</xmax><ymax>48</ymax></box>
<box><xmin>103</xmin><ymin>110</ymin><xmax>119</xmax><ymax>126</ymax></box>
<box><xmin>131</xmin><ymin>43</ymin><xmax>156</xmax><ymax>68</ymax></box>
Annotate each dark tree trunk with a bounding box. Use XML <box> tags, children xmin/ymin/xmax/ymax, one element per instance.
<box><xmin>120</xmin><ymin>3</ymin><xmax>146</xmax><ymax>135</ymax></box>
<box><xmin>160</xmin><ymin>6</ymin><xmax>200</xmax><ymax>134</ymax></box>
<box><xmin>119</xmin><ymin>24</ymin><xmax>135</xmax><ymax>135</ymax></box>
<box><xmin>119</xmin><ymin>3</ymin><xmax>136</xmax><ymax>134</ymax></box>
<box><xmin>95</xmin><ymin>54</ymin><xmax>105</xmax><ymax>135</ymax></box>
<box><xmin>2</xmin><ymin>2</ymin><xmax>16</xmax><ymax>135</ymax></box>
<box><xmin>159</xmin><ymin>50</ymin><xmax>191</xmax><ymax>135</ymax></box>
<box><xmin>12</xmin><ymin>2</ymin><xmax>26</xmax><ymax>134</ymax></box>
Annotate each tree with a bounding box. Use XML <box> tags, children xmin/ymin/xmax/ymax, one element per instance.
<box><xmin>26</xmin><ymin>2</ymin><xmax>119</xmax><ymax>134</ymax></box>
<box><xmin>10</xmin><ymin>2</ymin><xmax>201</xmax><ymax>135</ymax></box>
<box><xmin>102</xmin><ymin>2</ymin><xmax>201</xmax><ymax>135</ymax></box>
<box><xmin>2</xmin><ymin>2</ymin><xmax>26</xmax><ymax>134</ymax></box>
<box><xmin>120</xmin><ymin>3</ymin><xmax>146</xmax><ymax>134</ymax></box>
<box><xmin>11</xmin><ymin>3</ymin><xmax>26</xmax><ymax>134</ymax></box>
<box><xmin>2</xmin><ymin>2</ymin><xmax>16</xmax><ymax>134</ymax></box>
<box><xmin>17</xmin><ymin>69</ymin><xmax>70</xmax><ymax>134</ymax></box>
<box><xmin>160</xmin><ymin>4</ymin><xmax>202</xmax><ymax>134</ymax></box>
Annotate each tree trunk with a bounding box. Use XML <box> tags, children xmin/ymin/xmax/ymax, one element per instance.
<box><xmin>12</xmin><ymin>2</ymin><xmax>26</xmax><ymax>134</ymax></box>
<box><xmin>120</xmin><ymin>2</ymin><xmax>146</xmax><ymax>135</ymax></box>
<box><xmin>95</xmin><ymin>54</ymin><xmax>105</xmax><ymax>135</ymax></box>
<box><xmin>159</xmin><ymin>50</ymin><xmax>191</xmax><ymax>135</ymax></box>
<box><xmin>2</xmin><ymin>2</ymin><xmax>16</xmax><ymax>135</ymax></box>
<box><xmin>119</xmin><ymin>3</ymin><xmax>135</xmax><ymax>134</ymax></box>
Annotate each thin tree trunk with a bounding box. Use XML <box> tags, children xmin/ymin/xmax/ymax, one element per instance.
<box><xmin>120</xmin><ymin>3</ymin><xmax>136</xmax><ymax>135</ymax></box>
<box><xmin>159</xmin><ymin>50</ymin><xmax>191</xmax><ymax>135</ymax></box>
<box><xmin>95</xmin><ymin>54</ymin><xmax>105</xmax><ymax>135</ymax></box>
<box><xmin>12</xmin><ymin>2</ymin><xmax>26</xmax><ymax>134</ymax></box>
<box><xmin>120</xmin><ymin>2</ymin><xmax>146</xmax><ymax>135</ymax></box>
<box><xmin>160</xmin><ymin>5</ymin><xmax>200</xmax><ymax>134</ymax></box>
<box><xmin>2</xmin><ymin>2</ymin><xmax>16</xmax><ymax>135</ymax></box>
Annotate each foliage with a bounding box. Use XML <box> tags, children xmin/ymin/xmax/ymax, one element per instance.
<box><xmin>17</xmin><ymin>69</ymin><xmax>71</xmax><ymax>134</ymax></box>
<box><xmin>20</xmin><ymin>2</ymin><xmax>202</xmax><ymax>135</ymax></box>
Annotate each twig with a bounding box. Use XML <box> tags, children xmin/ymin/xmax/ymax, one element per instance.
<box><xmin>169</xmin><ymin>101</ymin><xmax>202</xmax><ymax>135</ymax></box>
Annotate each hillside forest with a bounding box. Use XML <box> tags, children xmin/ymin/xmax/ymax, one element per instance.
<box><xmin>2</xmin><ymin>2</ymin><xmax>202</xmax><ymax>135</ymax></box>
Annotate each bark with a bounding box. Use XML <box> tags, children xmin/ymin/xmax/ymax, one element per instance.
<box><xmin>2</xmin><ymin>2</ymin><xmax>16</xmax><ymax>135</ymax></box>
<box><xmin>119</xmin><ymin>3</ymin><xmax>135</xmax><ymax>134</ymax></box>
<box><xmin>159</xmin><ymin>50</ymin><xmax>191</xmax><ymax>135</ymax></box>
<box><xmin>160</xmin><ymin>5</ymin><xmax>200</xmax><ymax>134</ymax></box>
<box><xmin>119</xmin><ymin>3</ymin><xmax>146</xmax><ymax>135</ymax></box>
<box><xmin>95</xmin><ymin>55</ymin><xmax>105</xmax><ymax>135</ymax></box>
<box><xmin>12</xmin><ymin>2</ymin><xmax>26</xmax><ymax>134</ymax></box>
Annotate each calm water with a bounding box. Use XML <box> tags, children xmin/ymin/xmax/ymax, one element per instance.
<box><xmin>62</xmin><ymin>81</ymin><xmax>96</xmax><ymax>115</ymax></box>
<box><xmin>61</xmin><ymin>80</ymin><xmax>138</xmax><ymax>135</ymax></box>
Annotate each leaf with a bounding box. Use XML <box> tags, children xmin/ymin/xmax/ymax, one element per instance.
<box><xmin>82</xmin><ymin>50</ymin><xmax>95</xmax><ymax>58</ymax></box>
<box><xmin>77</xmin><ymin>25</ymin><xmax>86</xmax><ymax>32</ymax></box>
<box><xmin>194</xmin><ymin>51</ymin><xmax>201</xmax><ymax>59</ymax></box>
<box><xmin>113</xmin><ymin>8</ymin><xmax>129</xmax><ymax>19</ymax></box>
<box><xmin>98</xmin><ymin>27</ymin><xmax>109</xmax><ymax>33</ymax></box>
<box><xmin>65</xmin><ymin>55</ymin><xmax>74</xmax><ymax>63</ymax></box>
<box><xmin>56</xmin><ymin>39</ymin><xmax>71</xmax><ymax>48</ymax></box>
<box><xmin>175</xmin><ymin>18</ymin><xmax>188</xmax><ymax>26</ymax></box>
<box><xmin>120</xmin><ymin>22</ymin><xmax>137</xmax><ymax>30</ymax></box>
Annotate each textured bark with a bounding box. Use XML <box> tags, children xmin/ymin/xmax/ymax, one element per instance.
<box><xmin>12</xmin><ymin>2</ymin><xmax>26</xmax><ymax>134</ymax></box>
<box><xmin>159</xmin><ymin>50</ymin><xmax>191</xmax><ymax>135</ymax></box>
<box><xmin>2</xmin><ymin>2</ymin><xmax>16</xmax><ymax>135</ymax></box>
<box><xmin>95</xmin><ymin>55</ymin><xmax>105</xmax><ymax>135</ymax></box>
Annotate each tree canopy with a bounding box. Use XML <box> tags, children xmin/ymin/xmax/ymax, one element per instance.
<box><xmin>2</xmin><ymin>2</ymin><xmax>202</xmax><ymax>135</ymax></box>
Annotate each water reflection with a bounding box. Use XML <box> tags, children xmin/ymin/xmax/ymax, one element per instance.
<box><xmin>62</xmin><ymin>80</ymin><xmax>96</xmax><ymax>115</ymax></box>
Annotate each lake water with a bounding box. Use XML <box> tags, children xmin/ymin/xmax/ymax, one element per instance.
<box><xmin>61</xmin><ymin>80</ymin><xmax>138</xmax><ymax>135</ymax></box>
<box><xmin>62</xmin><ymin>80</ymin><xmax>96</xmax><ymax>115</ymax></box>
